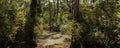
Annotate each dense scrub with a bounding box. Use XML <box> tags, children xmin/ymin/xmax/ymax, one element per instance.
<box><xmin>0</xmin><ymin>0</ymin><xmax>120</xmax><ymax>48</ymax></box>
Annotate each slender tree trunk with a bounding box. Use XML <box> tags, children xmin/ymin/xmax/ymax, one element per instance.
<box><xmin>56</xmin><ymin>0</ymin><xmax>59</xmax><ymax>15</ymax></box>
<box><xmin>49</xmin><ymin>0</ymin><xmax>52</xmax><ymax>31</ymax></box>
<box><xmin>73</xmin><ymin>0</ymin><xmax>80</xmax><ymax>22</ymax></box>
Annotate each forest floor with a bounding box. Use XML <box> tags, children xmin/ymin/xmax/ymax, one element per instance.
<box><xmin>36</xmin><ymin>31</ymin><xmax>71</xmax><ymax>48</ymax></box>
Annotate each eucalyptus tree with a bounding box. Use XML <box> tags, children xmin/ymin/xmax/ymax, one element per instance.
<box><xmin>23</xmin><ymin>0</ymin><xmax>41</xmax><ymax>48</ymax></box>
<box><xmin>11</xmin><ymin>0</ymin><xmax>41</xmax><ymax>48</ymax></box>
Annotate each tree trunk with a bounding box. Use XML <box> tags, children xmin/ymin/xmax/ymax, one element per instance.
<box><xmin>70</xmin><ymin>0</ymin><xmax>81</xmax><ymax>48</ymax></box>
<box><xmin>49</xmin><ymin>0</ymin><xmax>52</xmax><ymax>31</ymax></box>
<box><xmin>13</xmin><ymin>0</ymin><xmax>41</xmax><ymax>48</ymax></box>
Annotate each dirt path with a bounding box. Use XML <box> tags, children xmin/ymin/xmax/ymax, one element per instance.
<box><xmin>36</xmin><ymin>31</ymin><xmax>71</xmax><ymax>48</ymax></box>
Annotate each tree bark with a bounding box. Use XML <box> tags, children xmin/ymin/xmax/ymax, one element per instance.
<box><xmin>13</xmin><ymin>0</ymin><xmax>41</xmax><ymax>48</ymax></box>
<box><xmin>70</xmin><ymin>0</ymin><xmax>81</xmax><ymax>48</ymax></box>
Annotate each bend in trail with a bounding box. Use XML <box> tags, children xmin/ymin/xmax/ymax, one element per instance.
<box><xmin>36</xmin><ymin>31</ymin><xmax>71</xmax><ymax>48</ymax></box>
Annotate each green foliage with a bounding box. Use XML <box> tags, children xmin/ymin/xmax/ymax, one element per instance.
<box><xmin>0</xmin><ymin>0</ymin><xmax>31</xmax><ymax>47</ymax></box>
<box><xmin>0</xmin><ymin>0</ymin><xmax>120</xmax><ymax>48</ymax></box>
<box><xmin>34</xmin><ymin>15</ymin><xmax>45</xmax><ymax>35</ymax></box>
<box><xmin>70</xmin><ymin>0</ymin><xmax>120</xmax><ymax>48</ymax></box>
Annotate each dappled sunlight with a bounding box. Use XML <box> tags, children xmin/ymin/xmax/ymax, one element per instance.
<box><xmin>0</xmin><ymin>0</ymin><xmax>120</xmax><ymax>48</ymax></box>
